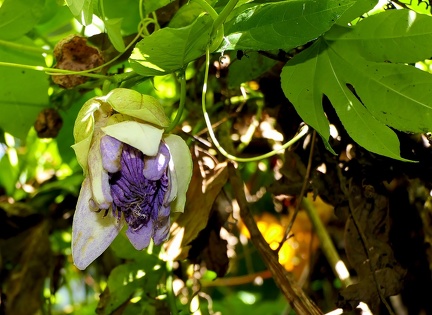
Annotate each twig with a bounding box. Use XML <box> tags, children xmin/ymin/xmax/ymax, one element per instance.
<box><xmin>301</xmin><ymin>197</ymin><xmax>352</xmax><ymax>288</ymax></box>
<box><xmin>277</xmin><ymin>130</ymin><xmax>316</xmax><ymax>252</ymax></box>
<box><xmin>228</xmin><ymin>163</ymin><xmax>323</xmax><ymax>315</ymax></box>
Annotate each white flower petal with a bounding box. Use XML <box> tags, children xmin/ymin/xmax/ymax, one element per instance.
<box><xmin>105</xmin><ymin>88</ymin><xmax>170</xmax><ymax>127</ymax></box>
<box><xmin>88</xmin><ymin>137</ymin><xmax>112</xmax><ymax>209</ymax></box>
<box><xmin>102</xmin><ymin>121</ymin><xmax>163</xmax><ymax>156</ymax></box>
<box><xmin>72</xmin><ymin>178</ymin><xmax>124</xmax><ymax>270</ymax></box>
<box><xmin>164</xmin><ymin>135</ymin><xmax>192</xmax><ymax>213</ymax></box>
<box><xmin>165</xmin><ymin>164</ymin><xmax>177</xmax><ymax>205</ymax></box>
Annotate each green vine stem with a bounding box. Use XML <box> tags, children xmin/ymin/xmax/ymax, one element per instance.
<box><xmin>201</xmin><ymin>48</ymin><xmax>309</xmax><ymax>162</ymax></box>
<box><xmin>0</xmin><ymin>61</ymin><xmax>109</xmax><ymax>79</ymax></box>
<box><xmin>212</xmin><ymin>0</ymin><xmax>239</xmax><ymax>35</ymax></box>
<box><xmin>301</xmin><ymin>197</ymin><xmax>353</xmax><ymax>288</ymax></box>
<box><xmin>0</xmin><ymin>39</ymin><xmax>49</xmax><ymax>54</ymax></box>
<box><xmin>193</xmin><ymin>0</ymin><xmax>218</xmax><ymax>19</ymax></box>
<box><xmin>165</xmin><ymin>259</ymin><xmax>178</xmax><ymax>314</ymax></box>
<box><xmin>166</xmin><ymin>72</ymin><xmax>186</xmax><ymax>133</ymax></box>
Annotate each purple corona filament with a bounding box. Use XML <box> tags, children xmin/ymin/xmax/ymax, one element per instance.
<box><xmin>101</xmin><ymin>135</ymin><xmax>171</xmax><ymax>249</ymax></box>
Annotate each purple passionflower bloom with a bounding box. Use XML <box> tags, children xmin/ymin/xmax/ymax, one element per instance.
<box><xmin>71</xmin><ymin>88</ymin><xmax>192</xmax><ymax>270</ymax></box>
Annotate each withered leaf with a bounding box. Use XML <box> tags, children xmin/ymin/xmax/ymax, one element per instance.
<box><xmin>52</xmin><ymin>35</ymin><xmax>104</xmax><ymax>88</ymax></box>
<box><xmin>34</xmin><ymin>108</ymin><xmax>63</xmax><ymax>138</ymax></box>
<box><xmin>188</xmin><ymin>210</ymin><xmax>229</xmax><ymax>277</ymax></box>
<box><xmin>165</xmin><ymin>146</ymin><xmax>228</xmax><ymax>260</ymax></box>
<box><xmin>339</xmin><ymin>181</ymin><xmax>406</xmax><ymax>313</ymax></box>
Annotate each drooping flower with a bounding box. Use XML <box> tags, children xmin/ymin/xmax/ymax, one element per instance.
<box><xmin>71</xmin><ymin>88</ymin><xmax>192</xmax><ymax>270</ymax></box>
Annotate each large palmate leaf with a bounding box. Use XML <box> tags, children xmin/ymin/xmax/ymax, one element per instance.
<box><xmin>0</xmin><ymin>0</ymin><xmax>45</xmax><ymax>40</ymax></box>
<box><xmin>130</xmin><ymin>14</ymin><xmax>212</xmax><ymax>76</ymax></box>
<box><xmin>0</xmin><ymin>38</ymin><xmax>48</xmax><ymax>140</ymax></box>
<box><xmin>222</xmin><ymin>0</ymin><xmax>357</xmax><ymax>51</ymax></box>
<box><xmin>327</xmin><ymin>10</ymin><xmax>432</xmax><ymax>63</ymax></box>
<box><xmin>281</xmin><ymin>9</ymin><xmax>432</xmax><ymax>161</ymax></box>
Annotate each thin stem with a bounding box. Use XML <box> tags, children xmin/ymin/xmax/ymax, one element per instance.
<box><xmin>277</xmin><ymin>131</ymin><xmax>316</xmax><ymax>253</ymax></box>
<box><xmin>0</xmin><ymin>39</ymin><xmax>50</xmax><ymax>54</ymax></box>
<box><xmin>228</xmin><ymin>163</ymin><xmax>323</xmax><ymax>315</ymax></box>
<box><xmin>166</xmin><ymin>72</ymin><xmax>186</xmax><ymax>133</ymax></box>
<box><xmin>139</xmin><ymin>0</ymin><xmax>145</xmax><ymax>21</ymax></box>
<box><xmin>212</xmin><ymin>0</ymin><xmax>239</xmax><ymax>34</ymax></box>
<box><xmin>193</xmin><ymin>0</ymin><xmax>219</xmax><ymax>19</ymax></box>
<box><xmin>0</xmin><ymin>61</ymin><xmax>109</xmax><ymax>79</ymax></box>
<box><xmin>301</xmin><ymin>197</ymin><xmax>353</xmax><ymax>288</ymax></box>
<box><xmin>202</xmin><ymin>48</ymin><xmax>308</xmax><ymax>162</ymax></box>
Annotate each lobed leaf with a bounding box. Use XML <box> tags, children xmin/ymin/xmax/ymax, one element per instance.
<box><xmin>327</xmin><ymin>10</ymin><xmax>432</xmax><ymax>63</ymax></box>
<box><xmin>328</xmin><ymin>40</ymin><xmax>432</xmax><ymax>134</ymax></box>
<box><xmin>281</xmin><ymin>42</ymin><xmax>334</xmax><ymax>153</ymax></box>
<box><xmin>281</xmin><ymin>38</ymin><xmax>414</xmax><ymax>161</ymax></box>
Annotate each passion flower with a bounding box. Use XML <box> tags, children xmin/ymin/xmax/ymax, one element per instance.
<box><xmin>71</xmin><ymin>88</ymin><xmax>192</xmax><ymax>270</ymax></box>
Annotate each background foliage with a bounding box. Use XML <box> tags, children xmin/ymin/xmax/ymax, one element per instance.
<box><xmin>1</xmin><ymin>0</ymin><xmax>432</xmax><ymax>314</ymax></box>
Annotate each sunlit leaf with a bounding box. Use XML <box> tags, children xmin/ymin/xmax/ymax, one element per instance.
<box><xmin>336</xmin><ymin>0</ymin><xmax>377</xmax><ymax>25</ymax></box>
<box><xmin>327</xmin><ymin>10</ymin><xmax>432</xmax><ymax>63</ymax></box>
<box><xmin>0</xmin><ymin>0</ymin><xmax>45</xmax><ymax>40</ymax></box>
<box><xmin>222</xmin><ymin>0</ymin><xmax>357</xmax><ymax>51</ymax></box>
<box><xmin>105</xmin><ymin>18</ymin><xmax>126</xmax><ymax>52</ymax></box>
<box><xmin>65</xmin><ymin>0</ymin><xmax>95</xmax><ymax>25</ymax></box>
<box><xmin>103</xmin><ymin>0</ymin><xmax>141</xmax><ymax>35</ymax></box>
<box><xmin>0</xmin><ymin>37</ymin><xmax>48</xmax><ymax>140</ymax></box>
<box><xmin>281</xmin><ymin>38</ymin><xmax>414</xmax><ymax>161</ymax></box>
<box><xmin>98</xmin><ymin>258</ymin><xmax>164</xmax><ymax>314</ymax></box>
<box><xmin>129</xmin><ymin>14</ymin><xmax>212</xmax><ymax>76</ymax></box>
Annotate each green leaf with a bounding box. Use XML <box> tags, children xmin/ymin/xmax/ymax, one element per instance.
<box><xmin>65</xmin><ymin>0</ymin><xmax>84</xmax><ymax>16</ymax></box>
<box><xmin>0</xmin><ymin>154</ymin><xmax>19</xmax><ymax>195</ymax></box>
<box><xmin>103</xmin><ymin>263</ymin><xmax>145</xmax><ymax>314</ymax></box>
<box><xmin>130</xmin><ymin>14</ymin><xmax>212</xmax><ymax>76</ymax></box>
<box><xmin>105</xmin><ymin>18</ymin><xmax>126</xmax><ymax>52</ymax></box>
<box><xmin>0</xmin><ymin>0</ymin><xmax>45</xmax><ymax>40</ymax></box>
<box><xmin>281</xmin><ymin>38</ymin><xmax>413</xmax><ymax>161</ymax></box>
<box><xmin>100</xmin><ymin>258</ymin><xmax>164</xmax><ymax>314</ymax></box>
<box><xmin>0</xmin><ymin>38</ymin><xmax>48</xmax><ymax>140</ymax></box>
<box><xmin>222</xmin><ymin>0</ymin><xmax>357</xmax><ymax>51</ymax></box>
<box><xmin>281</xmin><ymin>42</ymin><xmax>334</xmax><ymax>153</ymax></box>
<box><xmin>327</xmin><ymin>10</ymin><xmax>432</xmax><ymax>63</ymax></box>
<box><xmin>103</xmin><ymin>0</ymin><xmax>142</xmax><ymax>35</ymax></box>
<box><xmin>168</xmin><ymin>1</ymin><xmax>203</xmax><ymax>28</ymax></box>
<box><xmin>335</xmin><ymin>57</ymin><xmax>432</xmax><ymax>134</ymax></box>
<box><xmin>227</xmin><ymin>51</ymin><xmax>277</xmax><ymax>88</ymax></box>
<box><xmin>141</xmin><ymin>0</ymin><xmax>171</xmax><ymax>15</ymax></box>
<box><xmin>110</xmin><ymin>233</ymin><xmax>147</xmax><ymax>261</ymax></box>
<box><xmin>336</xmin><ymin>0</ymin><xmax>377</xmax><ymax>25</ymax></box>
<box><xmin>65</xmin><ymin>0</ymin><xmax>95</xmax><ymax>25</ymax></box>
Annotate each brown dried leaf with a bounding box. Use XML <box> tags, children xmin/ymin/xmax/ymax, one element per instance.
<box><xmin>34</xmin><ymin>108</ymin><xmax>63</xmax><ymax>138</ymax></box>
<box><xmin>165</xmin><ymin>146</ymin><xmax>229</xmax><ymax>260</ymax></box>
<box><xmin>339</xmin><ymin>181</ymin><xmax>406</xmax><ymax>313</ymax></box>
<box><xmin>52</xmin><ymin>35</ymin><xmax>104</xmax><ymax>88</ymax></box>
<box><xmin>188</xmin><ymin>210</ymin><xmax>229</xmax><ymax>277</ymax></box>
